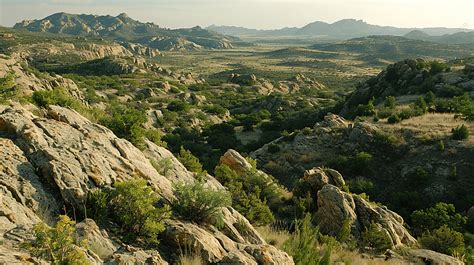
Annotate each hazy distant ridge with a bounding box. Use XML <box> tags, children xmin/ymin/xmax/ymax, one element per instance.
<box><xmin>208</xmin><ymin>19</ymin><xmax>472</xmax><ymax>40</ymax></box>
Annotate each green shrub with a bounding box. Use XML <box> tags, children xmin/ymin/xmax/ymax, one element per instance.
<box><xmin>0</xmin><ymin>72</ymin><xmax>20</xmax><ymax>103</ymax></box>
<box><xmin>267</xmin><ymin>143</ymin><xmax>281</xmax><ymax>154</ymax></box>
<box><xmin>144</xmin><ymin>129</ymin><xmax>167</xmax><ymax>147</ymax></box>
<box><xmin>377</xmin><ymin>108</ymin><xmax>394</xmax><ymax>119</ymax></box>
<box><xmin>346</xmin><ymin>177</ymin><xmax>374</xmax><ymax>195</ymax></box>
<box><xmin>419</xmin><ymin>225</ymin><xmax>465</xmax><ymax>256</ymax></box>
<box><xmin>173</xmin><ymin>181</ymin><xmax>231</xmax><ymax>226</ymax></box>
<box><xmin>425</xmin><ymin>91</ymin><xmax>436</xmax><ymax>105</ymax></box>
<box><xmin>203</xmin><ymin>104</ymin><xmax>228</xmax><ymax>115</ymax></box>
<box><xmin>429</xmin><ymin>61</ymin><xmax>449</xmax><ymax>75</ymax></box>
<box><xmin>283</xmin><ymin>214</ymin><xmax>332</xmax><ymax>265</ymax></box>
<box><xmin>100</xmin><ymin>103</ymin><xmax>147</xmax><ymax>148</ymax></box>
<box><xmin>408</xmin><ymin>167</ymin><xmax>430</xmax><ymax>186</ymax></box>
<box><xmin>32</xmin><ymin>87</ymin><xmax>80</xmax><ymax>108</ymax></box>
<box><xmin>384</xmin><ymin>96</ymin><xmax>396</xmax><ymax>109</ymax></box>
<box><xmin>438</xmin><ymin>140</ymin><xmax>445</xmax><ymax>151</ymax></box>
<box><xmin>411</xmin><ymin>203</ymin><xmax>467</xmax><ymax>236</ymax></box>
<box><xmin>361</xmin><ymin>223</ymin><xmax>392</xmax><ymax>254</ymax></box>
<box><xmin>387</xmin><ymin>114</ymin><xmax>401</xmax><ymax>124</ymax></box>
<box><xmin>167</xmin><ymin>100</ymin><xmax>190</xmax><ymax>112</ymax></box>
<box><xmin>107</xmin><ymin>179</ymin><xmax>171</xmax><ymax>244</ymax></box>
<box><xmin>177</xmin><ymin>147</ymin><xmax>206</xmax><ymax>179</ymax></box>
<box><xmin>355</xmin><ymin>100</ymin><xmax>376</xmax><ymax>117</ymax></box>
<box><xmin>214</xmin><ymin>164</ymin><xmax>277</xmax><ymax>226</ymax></box>
<box><xmin>451</xmin><ymin>125</ymin><xmax>469</xmax><ymax>140</ymax></box>
<box><xmin>23</xmin><ymin>215</ymin><xmax>89</xmax><ymax>264</ymax></box>
<box><xmin>85</xmin><ymin>189</ymin><xmax>109</xmax><ymax>224</ymax></box>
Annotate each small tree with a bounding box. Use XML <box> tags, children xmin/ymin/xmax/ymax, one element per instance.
<box><xmin>414</xmin><ymin>96</ymin><xmax>428</xmax><ymax>113</ymax></box>
<box><xmin>283</xmin><ymin>214</ymin><xmax>332</xmax><ymax>265</ymax></box>
<box><xmin>384</xmin><ymin>96</ymin><xmax>396</xmax><ymax>109</ymax></box>
<box><xmin>109</xmin><ymin>179</ymin><xmax>171</xmax><ymax>244</ymax></box>
<box><xmin>387</xmin><ymin>114</ymin><xmax>401</xmax><ymax>124</ymax></box>
<box><xmin>361</xmin><ymin>223</ymin><xmax>392</xmax><ymax>254</ymax></box>
<box><xmin>411</xmin><ymin>202</ymin><xmax>467</xmax><ymax>236</ymax></box>
<box><xmin>419</xmin><ymin>225</ymin><xmax>465</xmax><ymax>256</ymax></box>
<box><xmin>451</xmin><ymin>124</ymin><xmax>469</xmax><ymax>140</ymax></box>
<box><xmin>177</xmin><ymin>147</ymin><xmax>206</xmax><ymax>179</ymax></box>
<box><xmin>173</xmin><ymin>181</ymin><xmax>232</xmax><ymax>226</ymax></box>
<box><xmin>23</xmin><ymin>215</ymin><xmax>89</xmax><ymax>265</ymax></box>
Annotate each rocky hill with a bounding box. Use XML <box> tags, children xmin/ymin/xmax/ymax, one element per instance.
<box><xmin>13</xmin><ymin>13</ymin><xmax>237</xmax><ymax>51</ymax></box>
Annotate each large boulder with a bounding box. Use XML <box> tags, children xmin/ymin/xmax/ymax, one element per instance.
<box><xmin>314</xmin><ymin>169</ymin><xmax>417</xmax><ymax>248</ymax></box>
<box><xmin>220</xmin><ymin>149</ymin><xmax>253</xmax><ymax>172</ymax></box>
<box><xmin>302</xmin><ymin>167</ymin><xmax>346</xmax><ymax>191</ymax></box>
<box><xmin>315</xmin><ymin>185</ymin><xmax>357</xmax><ymax>236</ymax></box>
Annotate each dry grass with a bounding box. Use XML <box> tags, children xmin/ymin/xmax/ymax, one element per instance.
<box><xmin>382</xmin><ymin>113</ymin><xmax>474</xmax><ymax>144</ymax></box>
<box><xmin>255</xmin><ymin>226</ymin><xmax>290</xmax><ymax>250</ymax></box>
<box><xmin>177</xmin><ymin>255</ymin><xmax>203</xmax><ymax>265</ymax></box>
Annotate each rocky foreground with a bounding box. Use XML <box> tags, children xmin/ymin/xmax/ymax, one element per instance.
<box><xmin>0</xmin><ymin>103</ymin><xmax>464</xmax><ymax>264</ymax></box>
<box><xmin>0</xmin><ymin>103</ymin><xmax>293</xmax><ymax>264</ymax></box>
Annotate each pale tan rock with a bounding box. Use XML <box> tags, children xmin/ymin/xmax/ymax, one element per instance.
<box><xmin>75</xmin><ymin>219</ymin><xmax>118</xmax><ymax>260</ymax></box>
<box><xmin>220</xmin><ymin>149</ymin><xmax>252</xmax><ymax>172</ymax></box>
<box><xmin>409</xmin><ymin>249</ymin><xmax>463</xmax><ymax>265</ymax></box>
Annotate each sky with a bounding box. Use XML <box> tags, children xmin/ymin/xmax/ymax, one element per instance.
<box><xmin>0</xmin><ymin>0</ymin><xmax>473</xmax><ymax>29</ymax></box>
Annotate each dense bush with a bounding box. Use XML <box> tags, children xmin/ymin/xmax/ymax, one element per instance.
<box><xmin>23</xmin><ymin>215</ymin><xmax>89</xmax><ymax>264</ymax></box>
<box><xmin>387</xmin><ymin>114</ymin><xmax>401</xmax><ymax>124</ymax></box>
<box><xmin>32</xmin><ymin>87</ymin><xmax>81</xmax><ymax>108</ymax></box>
<box><xmin>435</xmin><ymin>94</ymin><xmax>473</xmax><ymax>120</ymax></box>
<box><xmin>86</xmin><ymin>179</ymin><xmax>171</xmax><ymax>244</ymax></box>
<box><xmin>0</xmin><ymin>72</ymin><xmax>20</xmax><ymax>102</ymax></box>
<box><xmin>411</xmin><ymin>202</ymin><xmax>467</xmax><ymax>236</ymax></box>
<box><xmin>346</xmin><ymin>177</ymin><xmax>374</xmax><ymax>195</ymax></box>
<box><xmin>429</xmin><ymin>61</ymin><xmax>449</xmax><ymax>75</ymax></box>
<box><xmin>283</xmin><ymin>214</ymin><xmax>332</xmax><ymax>265</ymax></box>
<box><xmin>361</xmin><ymin>223</ymin><xmax>392</xmax><ymax>254</ymax></box>
<box><xmin>419</xmin><ymin>225</ymin><xmax>465</xmax><ymax>256</ymax></box>
<box><xmin>167</xmin><ymin>100</ymin><xmax>190</xmax><ymax>112</ymax></box>
<box><xmin>451</xmin><ymin>124</ymin><xmax>469</xmax><ymax>140</ymax></box>
<box><xmin>329</xmin><ymin>152</ymin><xmax>373</xmax><ymax>176</ymax></box>
<box><xmin>109</xmin><ymin>179</ymin><xmax>171</xmax><ymax>244</ymax></box>
<box><xmin>173</xmin><ymin>181</ymin><xmax>231</xmax><ymax>226</ymax></box>
<box><xmin>267</xmin><ymin>143</ymin><xmax>281</xmax><ymax>153</ymax></box>
<box><xmin>100</xmin><ymin>103</ymin><xmax>148</xmax><ymax>147</ymax></box>
<box><xmin>177</xmin><ymin>147</ymin><xmax>206</xmax><ymax>179</ymax></box>
<box><xmin>355</xmin><ymin>100</ymin><xmax>376</xmax><ymax>117</ymax></box>
<box><xmin>384</xmin><ymin>96</ymin><xmax>396</xmax><ymax>109</ymax></box>
<box><xmin>214</xmin><ymin>163</ymin><xmax>278</xmax><ymax>226</ymax></box>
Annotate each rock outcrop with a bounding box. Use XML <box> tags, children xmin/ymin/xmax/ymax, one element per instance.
<box><xmin>304</xmin><ymin>167</ymin><xmax>417</xmax><ymax>248</ymax></box>
<box><xmin>0</xmin><ymin>104</ymin><xmax>293</xmax><ymax>264</ymax></box>
<box><xmin>0</xmin><ymin>55</ymin><xmax>85</xmax><ymax>102</ymax></box>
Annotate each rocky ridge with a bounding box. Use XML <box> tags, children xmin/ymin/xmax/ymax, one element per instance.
<box><xmin>13</xmin><ymin>13</ymin><xmax>236</xmax><ymax>51</ymax></box>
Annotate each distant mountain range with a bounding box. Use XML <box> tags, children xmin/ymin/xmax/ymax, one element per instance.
<box><xmin>13</xmin><ymin>12</ymin><xmax>239</xmax><ymax>50</ymax></box>
<box><xmin>207</xmin><ymin>19</ymin><xmax>473</xmax><ymax>41</ymax></box>
<box><xmin>404</xmin><ymin>30</ymin><xmax>474</xmax><ymax>44</ymax></box>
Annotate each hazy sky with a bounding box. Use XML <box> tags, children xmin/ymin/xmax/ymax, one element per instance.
<box><xmin>1</xmin><ymin>0</ymin><xmax>473</xmax><ymax>29</ymax></box>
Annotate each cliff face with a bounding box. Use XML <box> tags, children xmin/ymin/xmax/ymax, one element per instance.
<box><xmin>0</xmin><ymin>104</ymin><xmax>293</xmax><ymax>264</ymax></box>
